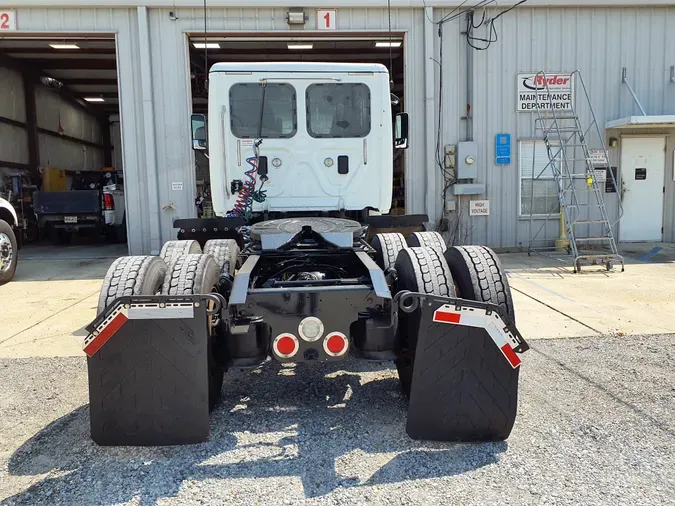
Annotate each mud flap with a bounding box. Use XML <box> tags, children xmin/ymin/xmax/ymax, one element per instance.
<box><xmin>84</xmin><ymin>294</ymin><xmax>224</xmax><ymax>446</ymax></box>
<box><xmin>397</xmin><ymin>292</ymin><xmax>529</xmax><ymax>442</ymax></box>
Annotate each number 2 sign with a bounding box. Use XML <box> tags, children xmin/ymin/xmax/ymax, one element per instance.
<box><xmin>317</xmin><ymin>9</ymin><xmax>337</xmax><ymax>30</ymax></box>
<box><xmin>0</xmin><ymin>10</ymin><xmax>16</xmax><ymax>31</ymax></box>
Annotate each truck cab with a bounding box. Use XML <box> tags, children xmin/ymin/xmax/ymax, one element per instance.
<box><xmin>191</xmin><ymin>62</ymin><xmax>408</xmax><ymax>219</ymax></box>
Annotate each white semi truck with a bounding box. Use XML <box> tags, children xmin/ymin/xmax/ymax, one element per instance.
<box><xmin>84</xmin><ymin>62</ymin><xmax>528</xmax><ymax>446</ymax></box>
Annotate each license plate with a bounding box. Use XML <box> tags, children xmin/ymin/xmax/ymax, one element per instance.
<box><xmin>64</xmin><ymin>216</ymin><xmax>78</xmax><ymax>224</ymax></box>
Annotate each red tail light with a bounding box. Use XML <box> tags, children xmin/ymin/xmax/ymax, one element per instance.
<box><xmin>323</xmin><ymin>332</ymin><xmax>349</xmax><ymax>357</ymax></box>
<box><xmin>273</xmin><ymin>333</ymin><xmax>299</xmax><ymax>358</ymax></box>
<box><xmin>103</xmin><ymin>193</ymin><xmax>115</xmax><ymax>211</ymax></box>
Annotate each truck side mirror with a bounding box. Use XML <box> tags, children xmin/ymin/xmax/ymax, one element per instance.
<box><xmin>394</xmin><ymin>112</ymin><xmax>409</xmax><ymax>150</ymax></box>
<box><xmin>191</xmin><ymin>113</ymin><xmax>207</xmax><ymax>151</ymax></box>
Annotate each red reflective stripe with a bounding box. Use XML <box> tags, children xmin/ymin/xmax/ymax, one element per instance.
<box><xmin>84</xmin><ymin>313</ymin><xmax>128</xmax><ymax>357</ymax></box>
<box><xmin>433</xmin><ymin>310</ymin><xmax>461</xmax><ymax>324</ymax></box>
<box><xmin>500</xmin><ymin>343</ymin><xmax>521</xmax><ymax>368</ymax></box>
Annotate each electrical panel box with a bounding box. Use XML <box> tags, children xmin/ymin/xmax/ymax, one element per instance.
<box><xmin>451</xmin><ymin>183</ymin><xmax>486</xmax><ymax>196</ymax></box>
<box><xmin>457</xmin><ymin>142</ymin><xmax>478</xmax><ymax>179</ymax></box>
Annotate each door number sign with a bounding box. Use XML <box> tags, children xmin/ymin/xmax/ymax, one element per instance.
<box><xmin>317</xmin><ymin>9</ymin><xmax>337</xmax><ymax>30</ymax></box>
<box><xmin>0</xmin><ymin>10</ymin><xmax>16</xmax><ymax>30</ymax></box>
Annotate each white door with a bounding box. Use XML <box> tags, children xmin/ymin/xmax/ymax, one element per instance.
<box><xmin>619</xmin><ymin>137</ymin><xmax>665</xmax><ymax>242</ymax></box>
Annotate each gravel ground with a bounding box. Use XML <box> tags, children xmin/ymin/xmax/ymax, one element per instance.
<box><xmin>0</xmin><ymin>334</ymin><xmax>673</xmax><ymax>506</ymax></box>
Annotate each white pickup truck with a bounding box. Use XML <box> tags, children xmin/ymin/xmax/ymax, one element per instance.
<box><xmin>0</xmin><ymin>197</ymin><xmax>18</xmax><ymax>285</ymax></box>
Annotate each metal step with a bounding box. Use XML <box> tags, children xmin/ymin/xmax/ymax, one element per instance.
<box><xmin>536</xmin><ymin>116</ymin><xmax>579</xmax><ymax>121</ymax></box>
<box><xmin>572</xmin><ymin>220</ymin><xmax>610</xmax><ymax>225</ymax></box>
<box><xmin>574</xmin><ymin>237</ymin><xmax>612</xmax><ymax>242</ymax></box>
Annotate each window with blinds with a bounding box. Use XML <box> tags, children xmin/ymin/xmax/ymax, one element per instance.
<box><xmin>519</xmin><ymin>140</ymin><xmax>560</xmax><ymax>216</ymax></box>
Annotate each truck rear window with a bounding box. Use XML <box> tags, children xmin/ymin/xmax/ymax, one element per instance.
<box><xmin>306</xmin><ymin>83</ymin><xmax>371</xmax><ymax>138</ymax></box>
<box><xmin>229</xmin><ymin>83</ymin><xmax>297</xmax><ymax>138</ymax></box>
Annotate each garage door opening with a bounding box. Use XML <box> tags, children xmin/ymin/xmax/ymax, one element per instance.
<box><xmin>187</xmin><ymin>35</ymin><xmax>405</xmax><ymax>219</ymax></box>
<box><xmin>0</xmin><ymin>36</ymin><xmax>127</xmax><ymax>250</ymax></box>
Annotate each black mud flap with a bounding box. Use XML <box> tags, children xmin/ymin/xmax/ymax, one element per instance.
<box><xmin>397</xmin><ymin>292</ymin><xmax>529</xmax><ymax>442</ymax></box>
<box><xmin>84</xmin><ymin>294</ymin><xmax>224</xmax><ymax>446</ymax></box>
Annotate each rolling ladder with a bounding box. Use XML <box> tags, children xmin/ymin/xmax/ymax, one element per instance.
<box><xmin>527</xmin><ymin>70</ymin><xmax>625</xmax><ymax>273</ymax></box>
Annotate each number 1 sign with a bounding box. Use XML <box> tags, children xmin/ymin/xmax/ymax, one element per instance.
<box><xmin>317</xmin><ymin>9</ymin><xmax>337</xmax><ymax>30</ymax></box>
<box><xmin>0</xmin><ymin>10</ymin><xmax>16</xmax><ymax>30</ymax></box>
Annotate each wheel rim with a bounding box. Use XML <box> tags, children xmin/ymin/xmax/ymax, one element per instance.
<box><xmin>0</xmin><ymin>233</ymin><xmax>13</xmax><ymax>274</ymax></box>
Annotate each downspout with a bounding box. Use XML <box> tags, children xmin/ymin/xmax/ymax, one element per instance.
<box><xmin>424</xmin><ymin>6</ymin><xmax>437</xmax><ymax>225</ymax></box>
<box><xmin>137</xmin><ymin>6</ymin><xmax>162</xmax><ymax>254</ymax></box>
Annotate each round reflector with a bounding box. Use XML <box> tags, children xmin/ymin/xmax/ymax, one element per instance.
<box><xmin>323</xmin><ymin>332</ymin><xmax>348</xmax><ymax>357</ymax></box>
<box><xmin>298</xmin><ymin>316</ymin><xmax>324</xmax><ymax>342</ymax></box>
<box><xmin>274</xmin><ymin>333</ymin><xmax>299</xmax><ymax>358</ymax></box>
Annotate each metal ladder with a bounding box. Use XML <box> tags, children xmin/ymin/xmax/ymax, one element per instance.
<box><xmin>528</xmin><ymin>70</ymin><xmax>625</xmax><ymax>273</ymax></box>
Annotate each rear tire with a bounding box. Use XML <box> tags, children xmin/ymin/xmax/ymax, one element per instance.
<box><xmin>405</xmin><ymin>231</ymin><xmax>447</xmax><ymax>253</ymax></box>
<box><xmin>444</xmin><ymin>245</ymin><xmax>515</xmax><ymax>323</ymax></box>
<box><xmin>159</xmin><ymin>240</ymin><xmax>202</xmax><ymax>267</ymax></box>
<box><xmin>162</xmin><ymin>253</ymin><xmax>224</xmax><ymax>411</ymax></box>
<box><xmin>0</xmin><ymin>219</ymin><xmax>18</xmax><ymax>285</ymax></box>
<box><xmin>371</xmin><ymin>233</ymin><xmax>406</xmax><ymax>270</ymax></box>
<box><xmin>393</xmin><ymin>247</ymin><xmax>456</xmax><ymax>395</ymax></box>
<box><xmin>203</xmin><ymin>239</ymin><xmax>240</xmax><ymax>276</ymax></box>
<box><xmin>97</xmin><ymin>255</ymin><xmax>167</xmax><ymax>314</ymax></box>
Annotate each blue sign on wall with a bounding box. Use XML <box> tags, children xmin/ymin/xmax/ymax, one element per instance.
<box><xmin>495</xmin><ymin>133</ymin><xmax>511</xmax><ymax>165</ymax></box>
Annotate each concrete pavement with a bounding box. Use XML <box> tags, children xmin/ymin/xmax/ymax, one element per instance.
<box><xmin>1</xmin><ymin>242</ymin><xmax>674</xmax><ymax>358</ymax></box>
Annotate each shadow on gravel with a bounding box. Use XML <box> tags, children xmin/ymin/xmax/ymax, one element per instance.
<box><xmin>4</xmin><ymin>361</ymin><xmax>507</xmax><ymax>505</ymax></box>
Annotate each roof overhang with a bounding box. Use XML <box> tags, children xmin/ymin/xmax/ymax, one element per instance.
<box><xmin>606</xmin><ymin>115</ymin><xmax>675</xmax><ymax>129</ymax></box>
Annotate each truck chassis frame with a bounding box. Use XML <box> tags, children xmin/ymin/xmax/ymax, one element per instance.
<box><xmin>85</xmin><ymin>217</ymin><xmax>529</xmax><ymax>446</ymax></box>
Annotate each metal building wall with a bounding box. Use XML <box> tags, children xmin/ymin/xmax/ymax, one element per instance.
<box><xmin>0</xmin><ymin>67</ymin><xmax>28</xmax><ymax>166</ymax></box>
<box><xmin>34</xmin><ymin>85</ymin><xmax>104</xmax><ymax>170</ymax></box>
<box><xmin>462</xmin><ymin>5</ymin><xmax>675</xmax><ymax>249</ymax></box>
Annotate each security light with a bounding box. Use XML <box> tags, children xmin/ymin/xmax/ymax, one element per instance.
<box><xmin>286</xmin><ymin>9</ymin><xmax>307</xmax><ymax>25</ymax></box>
<box><xmin>84</xmin><ymin>97</ymin><xmax>105</xmax><ymax>103</ymax></box>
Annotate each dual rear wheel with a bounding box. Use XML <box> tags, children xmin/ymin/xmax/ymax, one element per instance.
<box><xmin>371</xmin><ymin>230</ymin><xmax>519</xmax><ymax>441</ymax></box>
<box><xmin>97</xmin><ymin>239</ymin><xmax>240</xmax><ymax>411</ymax></box>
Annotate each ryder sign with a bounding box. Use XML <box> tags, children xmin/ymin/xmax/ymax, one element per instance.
<box><xmin>517</xmin><ymin>73</ymin><xmax>574</xmax><ymax>112</ymax></box>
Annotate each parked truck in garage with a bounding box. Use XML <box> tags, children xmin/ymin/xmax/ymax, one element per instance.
<box><xmin>85</xmin><ymin>62</ymin><xmax>528</xmax><ymax>446</ymax></box>
<box><xmin>33</xmin><ymin>170</ymin><xmax>126</xmax><ymax>245</ymax></box>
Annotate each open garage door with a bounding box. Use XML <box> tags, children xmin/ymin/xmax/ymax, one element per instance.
<box><xmin>187</xmin><ymin>35</ymin><xmax>406</xmax><ymax>218</ymax></box>
<box><xmin>0</xmin><ymin>36</ymin><xmax>127</xmax><ymax>252</ymax></box>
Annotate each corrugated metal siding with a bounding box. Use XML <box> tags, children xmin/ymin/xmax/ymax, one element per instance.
<box><xmin>35</xmin><ymin>86</ymin><xmax>100</xmax><ymax>144</ymax></box>
<box><xmin>0</xmin><ymin>67</ymin><xmax>28</xmax><ymax>166</ymax></box>
<box><xmin>0</xmin><ymin>67</ymin><xmax>25</xmax><ymax>122</ymax></box>
<box><xmin>9</xmin><ymin>5</ymin><xmax>674</xmax><ymax>252</ymax></box>
<box><xmin>34</xmin><ymin>85</ymin><xmax>103</xmax><ymax>170</ymax></box>
<box><xmin>468</xmin><ymin>6</ymin><xmax>675</xmax><ymax>248</ymax></box>
<box><xmin>0</xmin><ymin>123</ymin><xmax>29</xmax><ymax>166</ymax></box>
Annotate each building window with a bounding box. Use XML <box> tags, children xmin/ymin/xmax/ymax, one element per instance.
<box><xmin>519</xmin><ymin>140</ymin><xmax>561</xmax><ymax>216</ymax></box>
<box><xmin>229</xmin><ymin>83</ymin><xmax>297</xmax><ymax>139</ymax></box>
<box><xmin>306</xmin><ymin>83</ymin><xmax>371</xmax><ymax>138</ymax></box>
